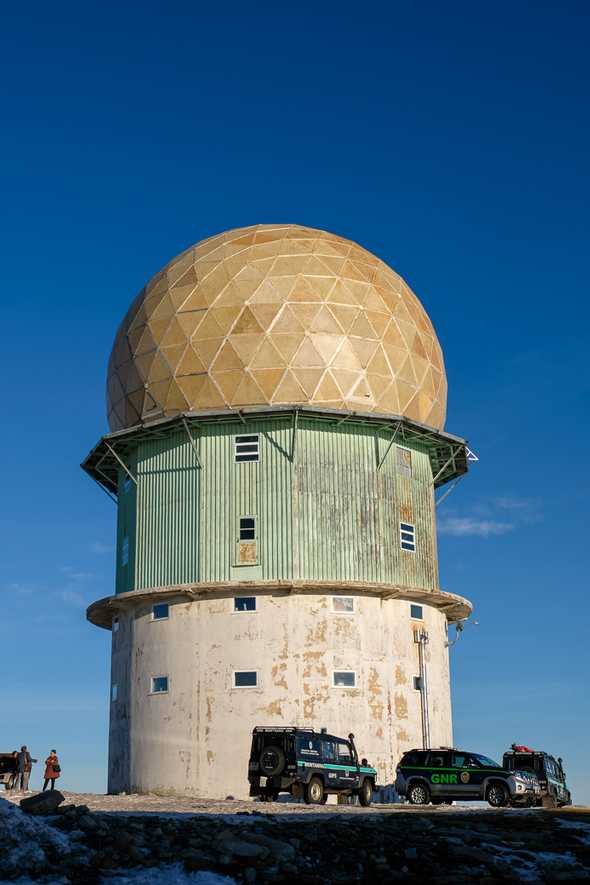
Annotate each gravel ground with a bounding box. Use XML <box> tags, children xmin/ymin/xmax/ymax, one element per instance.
<box><xmin>6</xmin><ymin>791</ymin><xmax>588</xmax><ymax>817</ymax></box>
<box><xmin>2</xmin><ymin>792</ymin><xmax>590</xmax><ymax>883</ymax></box>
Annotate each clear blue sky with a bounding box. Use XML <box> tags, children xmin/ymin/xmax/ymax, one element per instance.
<box><xmin>1</xmin><ymin>1</ymin><xmax>588</xmax><ymax>802</ymax></box>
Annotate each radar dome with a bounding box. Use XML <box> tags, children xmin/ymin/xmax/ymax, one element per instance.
<box><xmin>107</xmin><ymin>224</ymin><xmax>447</xmax><ymax>431</ymax></box>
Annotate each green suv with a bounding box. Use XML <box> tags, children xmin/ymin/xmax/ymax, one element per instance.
<box><xmin>395</xmin><ymin>748</ymin><xmax>541</xmax><ymax>807</ymax></box>
<box><xmin>248</xmin><ymin>727</ymin><xmax>377</xmax><ymax>805</ymax></box>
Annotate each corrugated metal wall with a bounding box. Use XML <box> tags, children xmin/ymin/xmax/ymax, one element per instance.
<box><xmin>135</xmin><ymin>431</ymin><xmax>200</xmax><ymax>589</ymax></box>
<box><xmin>116</xmin><ymin>416</ymin><xmax>438</xmax><ymax>593</ymax></box>
<box><xmin>199</xmin><ymin>418</ymin><xmax>293</xmax><ymax>582</ymax></box>
<box><xmin>116</xmin><ymin>455</ymin><xmax>137</xmax><ymax>595</ymax></box>
<box><xmin>295</xmin><ymin>421</ymin><xmax>437</xmax><ymax>589</ymax></box>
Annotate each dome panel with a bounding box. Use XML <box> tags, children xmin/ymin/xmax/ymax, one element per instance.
<box><xmin>107</xmin><ymin>224</ymin><xmax>447</xmax><ymax>430</ymax></box>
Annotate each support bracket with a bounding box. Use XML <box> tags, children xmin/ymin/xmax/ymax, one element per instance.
<box><xmin>377</xmin><ymin>423</ymin><xmax>401</xmax><ymax>470</ymax></box>
<box><xmin>182</xmin><ymin>417</ymin><xmax>202</xmax><ymax>469</ymax></box>
<box><xmin>291</xmin><ymin>409</ymin><xmax>299</xmax><ymax>462</ymax></box>
<box><xmin>105</xmin><ymin>442</ymin><xmax>137</xmax><ymax>485</ymax></box>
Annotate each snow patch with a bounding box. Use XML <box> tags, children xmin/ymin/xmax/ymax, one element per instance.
<box><xmin>101</xmin><ymin>867</ymin><xmax>235</xmax><ymax>884</ymax></box>
<box><xmin>0</xmin><ymin>796</ymin><xmax>73</xmax><ymax>879</ymax></box>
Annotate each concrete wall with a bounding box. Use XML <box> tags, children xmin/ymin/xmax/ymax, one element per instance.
<box><xmin>108</xmin><ymin>589</ymin><xmax>452</xmax><ymax>798</ymax></box>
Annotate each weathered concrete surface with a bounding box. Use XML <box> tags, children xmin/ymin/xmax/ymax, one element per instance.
<box><xmin>3</xmin><ymin>792</ymin><xmax>590</xmax><ymax>883</ymax></box>
<box><xmin>108</xmin><ymin>591</ymin><xmax>452</xmax><ymax>798</ymax></box>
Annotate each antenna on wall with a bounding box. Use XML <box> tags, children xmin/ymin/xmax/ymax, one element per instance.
<box><xmin>445</xmin><ymin>618</ymin><xmax>479</xmax><ymax>648</ymax></box>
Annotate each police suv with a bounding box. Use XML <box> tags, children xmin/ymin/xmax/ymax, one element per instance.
<box><xmin>503</xmin><ymin>744</ymin><xmax>571</xmax><ymax>807</ymax></box>
<box><xmin>248</xmin><ymin>726</ymin><xmax>377</xmax><ymax>805</ymax></box>
<box><xmin>395</xmin><ymin>747</ymin><xmax>541</xmax><ymax>807</ymax></box>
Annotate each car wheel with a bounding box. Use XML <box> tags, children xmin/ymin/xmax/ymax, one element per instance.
<box><xmin>304</xmin><ymin>776</ymin><xmax>325</xmax><ymax>805</ymax></box>
<box><xmin>407</xmin><ymin>782</ymin><xmax>430</xmax><ymax>805</ymax></box>
<box><xmin>358</xmin><ymin>779</ymin><xmax>373</xmax><ymax>807</ymax></box>
<box><xmin>486</xmin><ymin>782</ymin><xmax>508</xmax><ymax>808</ymax></box>
<box><xmin>259</xmin><ymin>745</ymin><xmax>286</xmax><ymax>777</ymax></box>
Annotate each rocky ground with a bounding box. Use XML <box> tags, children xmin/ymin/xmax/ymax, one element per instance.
<box><xmin>1</xmin><ymin>791</ymin><xmax>589</xmax><ymax>883</ymax></box>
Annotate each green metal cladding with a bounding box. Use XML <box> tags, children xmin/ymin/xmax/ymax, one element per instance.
<box><xmin>114</xmin><ymin>416</ymin><xmax>439</xmax><ymax>593</ymax></box>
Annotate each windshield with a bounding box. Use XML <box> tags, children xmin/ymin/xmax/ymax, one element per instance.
<box><xmin>472</xmin><ymin>753</ymin><xmax>502</xmax><ymax>769</ymax></box>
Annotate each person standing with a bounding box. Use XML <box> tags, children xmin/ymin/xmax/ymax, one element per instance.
<box><xmin>17</xmin><ymin>746</ymin><xmax>37</xmax><ymax>792</ymax></box>
<box><xmin>8</xmin><ymin>751</ymin><xmax>19</xmax><ymax>791</ymax></box>
<box><xmin>43</xmin><ymin>750</ymin><xmax>61</xmax><ymax>791</ymax></box>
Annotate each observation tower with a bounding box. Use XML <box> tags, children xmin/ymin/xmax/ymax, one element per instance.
<box><xmin>83</xmin><ymin>224</ymin><xmax>471</xmax><ymax>798</ymax></box>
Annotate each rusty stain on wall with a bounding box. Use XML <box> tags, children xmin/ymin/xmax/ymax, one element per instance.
<box><xmin>271</xmin><ymin>662</ymin><xmax>288</xmax><ymax>689</ymax></box>
<box><xmin>306</xmin><ymin>620</ymin><xmax>327</xmax><ymax>644</ymax></box>
<box><xmin>302</xmin><ymin>650</ymin><xmax>327</xmax><ymax>678</ymax></box>
<box><xmin>260</xmin><ymin>699</ymin><xmax>283</xmax><ymax>716</ymax></box>
<box><xmin>400</xmin><ymin>503</ymin><xmax>413</xmax><ymax>523</ymax></box>
<box><xmin>394</xmin><ymin>693</ymin><xmax>408</xmax><ymax>719</ymax></box>
<box><xmin>394</xmin><ymin>665</ymin><xmax>407</xmax><ymax>685</ymax></box>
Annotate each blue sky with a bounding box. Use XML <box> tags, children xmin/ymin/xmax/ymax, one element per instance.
<box><xmin>1</xmin><ymin>1</ymin><xmax>589</xmax><ymax>802</ymax></box>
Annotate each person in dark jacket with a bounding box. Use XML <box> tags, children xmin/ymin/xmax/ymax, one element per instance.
<box><xmin>43</xmin><ymin>750</ymin><xmax>61</xmax><ymax>791</ymax></box>
<box><xmin>17</xmin><ymin>746</ymin><xmax>37</xmax><ymax>792</ymax></box>
<box><xmin>8</xmin><ymin>751</ymin><xmax>19</xmax><ymax>790</ymax></box>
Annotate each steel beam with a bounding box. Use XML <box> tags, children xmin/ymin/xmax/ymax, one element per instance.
<box><xmin>105</xmin><ymin>442</ymin><xmax>137</xmax><ymax>485</ymax></box>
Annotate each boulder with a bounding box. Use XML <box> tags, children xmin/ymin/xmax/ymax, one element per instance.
<box><xmin>20</xmin><ymin>791</ymin><xmax>65</xmax><ymax>815</ymax></box>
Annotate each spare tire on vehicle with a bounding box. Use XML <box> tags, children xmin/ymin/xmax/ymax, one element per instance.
<box><xmin>259</xmin><ymin>745</ymin><xmax>285</xmax><ymax>776</ymax></box>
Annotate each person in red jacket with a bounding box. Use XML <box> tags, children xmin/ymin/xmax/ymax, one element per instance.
<box><xmin>43</xmin><ymin>750</ymin><xmax>61</xmax><ymax>791</ymax></box>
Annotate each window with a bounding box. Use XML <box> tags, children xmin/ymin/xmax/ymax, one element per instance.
<box><xmin>296</xmin><ymin>736</ymin><xmax>321</xmax><ymax>756</ymax></box>
<box><xmin>321</xmin><ymin>740</ymin><xmax>336</xmax><ymax>762</ymax></box>
<box><xmin>112</xmin><ymin>617</ymin><xmax>119</xmax><ymax>633</ymax></box>
<box><xmin>111</xmin><ymin>684</ymin><xmax>118</xmax><ymax>702</ymax></box>
<box><xmin>235</xmin><ymin>435</ymin><xmax>259</xmax><ymax>463</ymax></box>
<box><xmin>234</xmin><ymin>596</ymin><xmax>256</xmax><ymax>612</ymax></box>
<box><xmin>332</xmin><ymin>596</ymin><xmax>354</xmax><ymax>614</ymax></box>
<box><xmin>401</xmin><ymin>750</ymin><xmax>427</xmax><ymax>766</ymax></box>
<box><xmin>397</xmin><ymin>446</ymin><xmax>412</xmax><ymax>477</ymax></box>
<box><xmin>471</xmin><ymin>753</ymin><xmax>502</xmax><ymax>769</ymax></box>
<box><xmin>413</xmin><ymin>676</ymin><xmax>422</xmax><ymax>691</ymax></box>
<box><xmin>400</xmin><ymin>522</ymin><xmax>415</xmax><ymax>552</ymax></box>
<box><xmin>233</xmin><ymin>671</ymin><xmax>258</xmax><ymax>688</ymax></box>
<box><xmin>150</xmin><ymin>676</ymin><xmax>168</xmax><ymax>694</ymax></box>
<box><xmin>333</xmin><ymin>671</ymin><xmax>356</xmax><ymax>688</ymax></box>
<box><xmin>410</xmin><ymin>604</ymin><xmax>423</xmax><ymax>620</ymax></box>
<box><xmin>121</xmin><ymin>535</ymin><xmax>129</xmax><ymax>566</ymax></box>
<box><xmin>152</xmin><ymin>603</ymin><xmax>169</xmax><ymax>621</ymax></box>
<box><xmin>337</xmin><ymin>742</ymin><xmax>353</xmax><ymax>763</ymax></box>
<box><xmin>428</xmin><ymin>751</ymin><xmax>448</xmax><ymax>768</ymax></box>
<box><xmin>239</xmin><ymin>517</ymin><xmax>256</xmax><ymax>540</ymax></box>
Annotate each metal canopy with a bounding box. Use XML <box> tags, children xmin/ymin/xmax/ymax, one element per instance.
<box><xmin>81</xmin><ymin>406</ymin><xmax>469</xmax><ymax>496</ymax></box>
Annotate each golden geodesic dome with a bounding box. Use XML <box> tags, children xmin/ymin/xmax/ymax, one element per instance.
<box><xmin>107</xmin><ymin>224</ymin><xmax>447</xmax><ymax>431</ymax></box>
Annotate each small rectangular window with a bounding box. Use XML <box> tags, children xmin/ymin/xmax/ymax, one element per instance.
<box><xmin>410</xmin><ymin>604</ymin><xmax>423</xmax><ymax>620</ymax></box>
<box><xmin>337</xmin><ymin>742</ymin><xmax>353</xmax><ymax>762</ymax></box>
<box><xmin>150</xmin><ymin>676</ymin><xmax>168</xmax><ymax>694</ymax></box>
<box><xmin>235</xmin><ymin>435</ymin><xmax>259</xmax><ymax>463</ymax></box>
<box><xmin>121</xmin><ymin>535</ymin><xmax>129</xmax><ymax>566</ymax></box>
<box><xmin>112</xmin><ymin>617</ymin><xmax>119</xmax><ymax>633</ymax></box>
<box><xmin>234</xmin><ymin>596</ymin><xmax>256</xmax><ymax>612</ymax></box>
<box><xmin>333</xmin><ymin>671</ymin><xmax>356</xmax><ymax>688</ymax></box>
<box><xmin>332</xmin><ymin>596</ymin><xmax>354</xmax><ymax>614</ymax></box>
<box><xmin>111</xmin><ymin>684</ymin><xmax>118</xmax><ymax>702</ymax></box>
<box><xmin>322</xmin><ymin>740</ymin><xmax>336</xmax><ymax>762</ymax></box>
<box><xmin>413</xmin><ymin>676</ymin><xmax>422</xmax><ymax>691</ymax></box>
<box><xmin>400</xmin><ymin>522</ymin><xmax>416</xmax><ymax>552</ymax></box>
<box><xmin>152</xmin><ymin>603</ymin><xmax>169</xmax><ymax>621</ymax></box>
<box><xmin>233</xmin><ymin>670</ymin><xmax>258</xmax><ymax>688</ymax></box>
<box><xmin>239</xmin><ymin>516</ymin><xmax>256</xmax><ymax>540</ymax></box>
<box><xmin>397</xmin><ymin>446</ymin><xmax>412</xmax><ymax>477</ymax></box>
